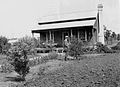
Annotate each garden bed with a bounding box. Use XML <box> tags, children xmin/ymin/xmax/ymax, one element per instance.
<box><xmin>8</xmin><ymin>53</ymin><xmax>120</xmax><ymax>87</ymax></box>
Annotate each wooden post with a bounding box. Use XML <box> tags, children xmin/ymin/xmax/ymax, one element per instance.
<box><xmin>92</xmin><ymin>28</ymin><xmax>95</xmax><ymax>44</ymax></box>
<box><xmin>52</xmin><ymin>31</ymin><xmax>54</xmax><ymax>43</ymax></box>
<box><xmin>78</xmin><ymin>30</ymin><xmax>80</xmax><ymax>40</ymax></box>
<box><xmin>39</xmin><ymin>32</ymin><xmax>41</xmax><ymax>41</ymax></box>
<box><xmin>85</xmin><ymin>30</ymin><xmax>87</xmax><ymax>41</ymax></box>
<box><xmin>71</xmin><ymin>29</ymin><xmax>73</xmax><ymax>38</ymax></box>
<box><xmin>46</xmin><ymin>32</ymin><xmax>48</xmax><ymax>43</ymax></box>
<box><xmin>49</xmin><ymin>31</ymin><xmax>52</xmax><ymax>41</ymax></box>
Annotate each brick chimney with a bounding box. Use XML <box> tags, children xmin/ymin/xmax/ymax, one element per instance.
<box><xmin>98</xmin><ymin>3</ymin><xmax>105</xmax><ymax>44</ymax></box>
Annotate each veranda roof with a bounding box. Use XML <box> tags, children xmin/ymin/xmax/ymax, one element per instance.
<box><xmin>32</xmin><ymin>17</ymin><xmax>96</xmax><ymax>33</ymax></box>
<box><xmin>32</xmin><ymin>11</ymin><xmax>97</xmax><ymax>32</ymax></box>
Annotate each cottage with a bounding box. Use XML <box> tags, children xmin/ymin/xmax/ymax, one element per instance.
<box><xmin>32</xmin><ymin>4</ymin><xmax>104</xmax><ymax>46</ymax></box>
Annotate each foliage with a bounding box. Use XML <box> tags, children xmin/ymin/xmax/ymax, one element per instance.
<box><xmin>0</xmin><ymin>36</ymin><xmax>11</xmax><ymax>54</ymax></box>
<box><xmin>111</xmin><ymin>32</ymin><xmax>117</xmax><ymax>40</ymax></box>
<box><xmin>32</xmin><ymin>38</ymin><xmax>47</xmax><ymax>48</ymax></box>
<box><xmin>82</xmin><ymin>47</ymin><xmax>95</xmax><ymax>54</ymax></box>
<box><xmin>6</xmin><ymin>40</ymin><xmax>31</xmax><ymax>80</ymax></box>
<box><xmin>68</xmin><ymin>36</ymin><xmax>83</xmax><ymax>59</ymax></box>
<box><xmin>95</xmin><ymin>42</ymin><xmax>114</xmax><ymax>53</ymax></box>
<box><xmin>111</xmin><ymin>42</ymin><xmax>120</xmax><ymax>51</ymax></box>
<box><xmin>17</xmin><ymin>36</ymin><xmax>36</xmax><ymax>55</ymax></box>
<box><xmin>1</xmin><ymin>61</ymin><xmax>14</xmax><ymax>73</ymax></box>
<box><xmin>40</xmin><ymin>52</ymin><xmax>58</xmax><ymax>63</ymax></box>
<box><xmin>7</xmin><ymin>49</ymin><xmax>30</xmax><ymax>80</ymax></box>
<box><xmin>117</xmin><ymin>34</ymin><xmax>120</xmax><ymax>41</ymax></box>
<box><xmin>54</xmin><ymin>43</ymin><xmax>63</xmax><ymax>48</ymax></box>
<box><xmin>104</xmin><ymin>30</ymin><xmax>111</xmax><ymax>42</ymax></box>
<box><xmin>28</xmin><ymin>57</ymin><xmax>41</xmax><ymax>67</ymax></box>
<box><xmin>28</xmin><ymin>52</ymin><xmax>58</xmax><ymax>67</ymax></box>
<box><xmin>12</xmin><ymin>54</ymin><xmax>120</xmax><ymax>87</ymax></box>
<box><xmin>47</xmin><ymin>52</ymin><xmax>58</xmax><ymax>60</ymax></box>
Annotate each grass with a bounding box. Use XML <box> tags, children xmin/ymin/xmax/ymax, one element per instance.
<box><xmin>0</xmin><ymin>54</ymin><xmax>7</xmax><ymax>65</ymax></box>
<box><xmin>0</xmin><ymin>53</ymin><xmax>120</xmax><ymax>87</ymax></box>
<box><xmin>10</xmin><ymin>53</ymin><xmax>120</xmax><ymax>87</ymax></box>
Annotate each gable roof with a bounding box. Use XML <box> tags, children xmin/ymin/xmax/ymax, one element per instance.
<box><xmin>38</xmin><ymin>17</ymin><xmax>96</xmax><ymax>25</ymax></box>
<box><xmin>32</xmin><ymin>17</ymin><xmax>96</xmax><ymax>33</ymax></box>
<box><xmin>32</xmin><ymin>11</ymin><xmax>97</xmax><ymax>32</ymax></box>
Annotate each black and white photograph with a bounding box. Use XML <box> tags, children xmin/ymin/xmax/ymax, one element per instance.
<box><xmin>0</xmin><ymin>0</ymin><xmax>120</xmax><ymax>87</ymax></box>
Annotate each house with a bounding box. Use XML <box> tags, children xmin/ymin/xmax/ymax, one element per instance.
<box><xmin>32</xmin><ymin>4</ymin><xmax>105</xmax><ymax>46</ymax></box>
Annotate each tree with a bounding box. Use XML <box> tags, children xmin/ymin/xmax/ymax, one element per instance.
<box><xmin>111</xmin><ymin>32</ymin><xmax>117</xmax><ymax>41</ymax></box>
<box><xmin>0</xmin><ymin>36</ymin><xmax>11</xmax><ymax>54</ymax></box>
<box><xmin>17</xmin><ymin>36</ymin><xmax>36</xmax><ymax>55</ymax></box>
<box><xmin>68</xmin><ymin>36</ymin><xmax>83</xmax><ymax>59</ymax></box>
<box><xmin>117</xmin><ymin>34</ymin><xmax>120</xmax><ymax>41</ymax></box>
<box><xmin>7</xmin><ymin>42</ymin><xmax>30</xmax><ymax>80</ymax></box>
<box><xmin>104</xmin><ymin>30</ymin><xmax>111</xmax><ymax>44</ymax></box>
<box><xmin>6</xmin><ymin>36</ymin><xmax>37</xmax><ymax>80</ymax></box>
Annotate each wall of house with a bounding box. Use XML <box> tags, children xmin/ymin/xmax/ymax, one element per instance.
<box><xmin>54</xmin><ymin>30</ymin><xmax>62</xmax><ymax>45</ymax></box>
<box><xmin>72</xmin><ymin>29</ymin><xmax>78</xmax><ymax>38</ymax></box>
<box><xmin>37</xmin><ymin>26</ymin><xmax>96</xmax><ymax>46</ymax></box>
<box><xmin>86</xmin><ymin>28</ymin><xmax>92</xmax><ymax>42</ymax></box>
<box><xmin>78</xmin><ymin>29</ymin><xmax>85</xmax><ymax>40</ymax></box>
<box><xmin>40</xmin><ymin>32</ymin><xmax>46</xmax><ymax>42</ymax></box>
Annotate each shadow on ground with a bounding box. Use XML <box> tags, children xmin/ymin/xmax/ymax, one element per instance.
<box><xmin>4</xmin><ymin>76</ymin><xmax>25</xmax><ymax>82</ymax></box>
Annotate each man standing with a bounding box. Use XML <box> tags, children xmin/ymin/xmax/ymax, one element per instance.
<box><xmin>64</xmin><ymin>36</ymin><xmax>70</xmax><ymax>61</ymax></box>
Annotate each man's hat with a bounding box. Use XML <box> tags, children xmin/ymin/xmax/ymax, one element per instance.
<box><xmin>65</xmin><ymin>36</ymin><xmax>68</xmax><ymax>37</ymax></box>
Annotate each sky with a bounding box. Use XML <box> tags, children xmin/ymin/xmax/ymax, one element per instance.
<box><xmin>0</xmin><ymin>0</ymin><xmax>119</xmax><ymax>39</ymax></box>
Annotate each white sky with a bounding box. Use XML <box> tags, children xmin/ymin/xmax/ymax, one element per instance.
<box><xmin>0</xmin><ymin>0</ymin><xmax>119</xmax><ymax>39</ymax></box>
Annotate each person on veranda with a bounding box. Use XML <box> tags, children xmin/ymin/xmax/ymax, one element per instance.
<box><xmin>64</xmin><ymin>36</ymin><xmax>70</xmax><ymax>61</ymax></box>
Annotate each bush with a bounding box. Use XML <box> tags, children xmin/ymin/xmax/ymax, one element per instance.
<box><xmin>111</xmin><ymin>42</ymin><xmax>120</xmax><ymax>50</ymax></box>
<box><xmin>54</xmin><ymin>43</ymin><xmax>63</xmax><ymax>48</ymax></box>
<box><xmin>13</xmin><ymin>36</ymin><xmax>36</xmax><ymax>55</ymax></box>
<box><xmin>0</xmin><ymin>36</ymin><xmax>11</xmax><ymax>54</ymax></box>
<box><xmin>68</xmin><ymin>37</ymin><xmax>83</xmax><ymax>59</ymax></box>
<box><xmin>40</xmin><ymin>52</ymin><xmax>58</xmax><ymax>63</ymax></box>
<box><xmin>28</xmin><ymin>52</ymin><xmax>59</xmax><ymax>67</ymax></box>
<box><xmin>28</xmin><ymin>56</ymin><xmax>44</xmax><ymax>67</ymax></box>
<box><xmin>95</xmin><ymin>42</ymin><xmax>114</xmax><ymax>53</ymax></box>
<box><xmin>7</xmin><ymin>46</ymin><xmax>30</xmax><ymax>80</ymax></box>
<box><xmin>1</xmin><ymin>61</ymin><xmax>14</xmax><ymax>73</ymax></box>
<box><xmin>47</xmin><ymin>52</ymin><xmax>58</xmax><ymax>60</ymax></box>
<box><xmin>82</xmin><ymin>47</ymin><xmax>95</xmax><ymax>54</ymax></box>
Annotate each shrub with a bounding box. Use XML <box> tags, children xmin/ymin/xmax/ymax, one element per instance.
<box><xmin>111</xmin><ymin>42</ymin><xmax>120</xmax><ymax>50</ymax></box>
<box><xmin>14</xmin><ymin>36</ymin><xmax>36</xmax><ymax>55</ymax></box>
<box><xmin>7</xmin><ymin>45</ymin><xmax>30</xmax><ymax>80</ymax></box>
<box><xmin>28</xmin><ymin>52</ymin><xmax>58</xmax><ymax>67</ymax></box>
<box><xmin>28</xmin><ymin>56</ymin><xmax>42</xmax><ymax>67</ymax></box>
<box><xmin>0</xmin><ymin>36</ymin><xmax>11</xmax><ymax>54</ymax></box>
<box><xmin>95</xmin><ymin>42</ymin><xmax>114</xmax><ymax>53</ymax></box>
<box><xmin>117</xmin><ymin>34</ymin><xmax>120</xmax><ymax>41</ymax></box>
<box><xmin>54</xmin><ymin>43</ymin><xmax>63</xmax><ymax>48</ymax></box>
<box><xmin>82</xmin><ymin>47</ymin><xmax>95</xmax><ymax>54</ymax></box>
<box><xmin>40</xmin><ymin>52</ymin><xmax>58</xmax><ymax>64</ymax></box>
<box><xmin>47</xmin><ymin>52</ymin><xmax>58</xmax><ymax>60</ymax></box>
<box><xmin>1</xmin><ymin>61</ymin><xmax>14</xmax><ymax>73</ymax></box>
<box><xmin>68</xmin><ymin>36</ymin><xmax>83</xmax><ymax>59</ymax></box>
